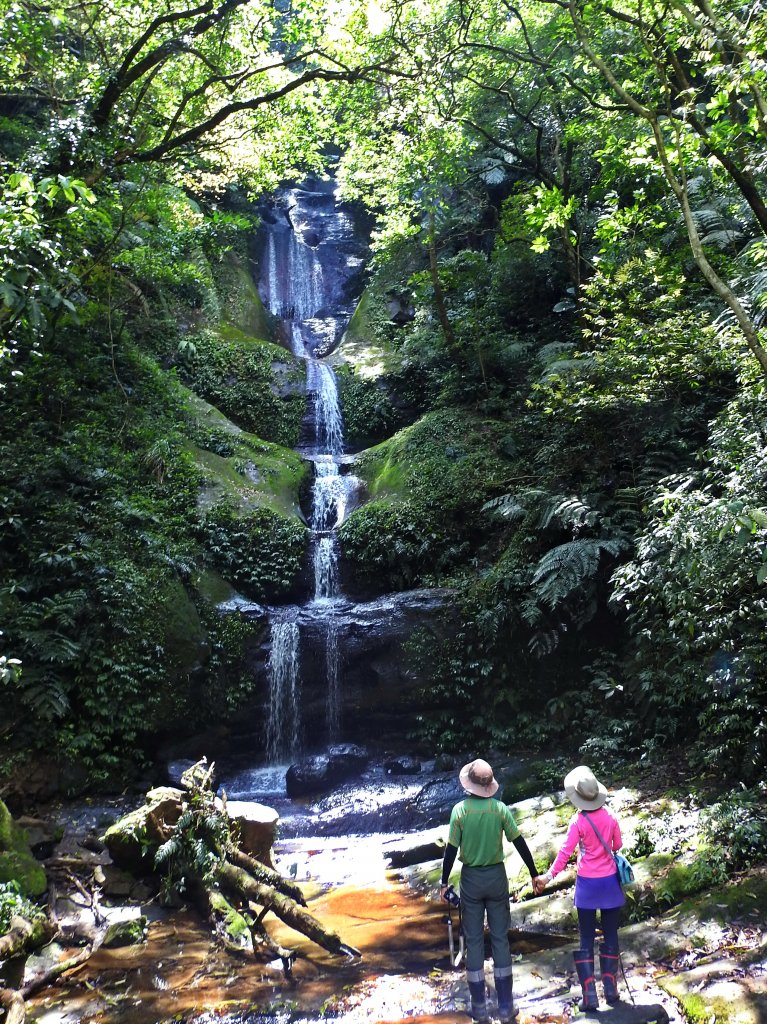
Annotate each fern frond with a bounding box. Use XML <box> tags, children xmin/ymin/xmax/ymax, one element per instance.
<box><xmin>22</xmin><ymin>676</ymin><xmax>69</xmax><ymax>720</ymax></box>
<box><xmin>543</xmin><ymin>496</ymin><xmax>600</xmax><ymax>531</ymax></box>
<box><xmin>691</xmin><ymin>206</ymin><xmax>725</xmax><ymax>234</ymax></box>
<box><xmin>528</xmin><ymin>627</ymin><xmax>563</xmax><ymax>658</ymax></box>
<box><xmin>154</xmin><ymin>839</ymin><xmax>179</xmax><ymax>867</ymax></box>
<box><xmin>539</xmin><ymin>356</ymin><xmax>596</xmax><ymax>381</ymax></box>
<box><xmin>532</xmin><ymin>538</ymin><xmax>628</xmax><ymax>609</ymax></box>
<box><xmin>536</xmin><ymin>341</ymin><xmax>576</xmax><ymax>364</ymax></box>
<box><xmin>483</xmin><ymin>495</ymin><xmax>526</xmax><ymax>520</ymax></box>
<box><xmin>483</xmin><ymin>488</ymin><xmax>552</xmax><ymax>520</ymax></box>
<box><xmin>700</xmin><ymin>228</ymin><xmax>744</xmax><ymax>250</ymax></box>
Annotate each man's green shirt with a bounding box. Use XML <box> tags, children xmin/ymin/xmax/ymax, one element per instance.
<box><xmin>448</xmin><ymin>796</ymin><xmax>521</xmax><ymax>866</ymax></box>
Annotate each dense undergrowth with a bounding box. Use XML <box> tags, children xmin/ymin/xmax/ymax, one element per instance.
<box><xmin>0</xmin><ymin>185</ymin><xmax>308</xmax><ymax>785</ymax></box>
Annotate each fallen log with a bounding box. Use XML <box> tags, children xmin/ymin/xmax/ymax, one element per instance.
<box><xmin>226</xmin><ymin>846</ymin><xmax>307</xmax><ymax>906</ymax></box>
<box><xmin>21</xmin><ymin>937</ymin><xmax>105</xmax><ymax>1000</ymax></box>
<box><xmin>218</xmin><ymin>862</ymin><xmax>360</xmax><ymax>958</ymax></box>
<box><xmin>0</xmin><ymin>988</ymin><xmax>25</xmax><ymax>1024</ymax></box>
<box><xmin>0</xmin><ymin>916</ymin><xmax>55</xmax><ymax>962</ymax></box>
<box><xmin>101</xmin><ymin>759</ymin><xmax>360</xmax><ymax>962</ymax></box>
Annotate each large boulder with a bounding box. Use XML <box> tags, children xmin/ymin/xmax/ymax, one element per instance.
<box><xmin>102</xmin><ymin>787</ymin><xmax>183</xmax><ymax>872</ymax></box>
<box><xmin>286</xmin><ymin>745</ymin><xmax>369</xmax><ymax>798</ymax></box>
<box><xmin>0</xmin><ymin>799</ymin><xmax>47</xmax><ymax>897</ymax></box>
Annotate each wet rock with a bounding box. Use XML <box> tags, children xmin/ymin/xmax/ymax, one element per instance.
<box><xmin>433</xmin><ymin>754</ymin><xmax>456</xmax><ymax>773</ymax></box>
<box><xmin>102</xmin><ymin>915</ymin><xmax>148</xmax><ymax>948</ymax></box>
<box><xmin>385</xmin><ymin>290</ymin><xmax>416</xmax><ymax>325</ymax></box>
<box><xmin>384</xmin><ymin>756</ymin><xmax>422</xmax><ymax>776</ymax></box>
<box><xmin>15</xmin><ymin>815</ymin><xmax>61</xmax><ymax>859</ymax></box>
<box><xmin>286</xmin><ymin>751</ymin><xmax>367</xmax><ymax>798</ymax></box>
<box><xmin>100</xmin><ymin>863</ymin><xmax>138</xmax><ymax>899</ymax></box>
<box><xmin>327</xmin><ymin>743</ymin><xmax>369</xmax><ymax>770</ymax></box>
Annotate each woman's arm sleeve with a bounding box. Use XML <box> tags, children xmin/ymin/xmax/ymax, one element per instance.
<box><xmin>441</xmin><ymin>842</ymin><xmax>458</xmax><ymax>885</ymax></box>
<box><xmin>512</xmin><ymin>835</ymin><xmax>538</xmax><ymax>878</ymax></box>
<box><xmin>613</xmin><ymin>818</ymin><xmax>623</xmax><ymax>852</ymax></box>
<box><xmin>549</xmin><ymin>817</ymin><xmax>581</xmax><ymax>879</ymax></box>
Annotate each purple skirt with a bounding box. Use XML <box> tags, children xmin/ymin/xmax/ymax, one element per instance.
<box><xmin>574</xmin><ymin>872</ymin><xmax>625</xmax><ymax>910</ymax></box>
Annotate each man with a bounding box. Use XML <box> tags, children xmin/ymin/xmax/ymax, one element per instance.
<box><xmin>440</xmin><ymin>758</ymin><xmax>539</xmax><ymax>1024</ymax></box>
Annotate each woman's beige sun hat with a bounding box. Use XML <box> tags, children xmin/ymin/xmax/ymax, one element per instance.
<box><xmin>564</xmin><ymin>765</ymin><xmax>608</xmax><ymax>810</ymax></box>
<box><xmin>459</xmin><ymin>758</ymin><xmax>499</xmax><ymax>798</ymax></box>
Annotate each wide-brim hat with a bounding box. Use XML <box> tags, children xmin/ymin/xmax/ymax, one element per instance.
<box><xmin>564</xmin><ymin>765</ymin><xmax>608</xmax><ymax>810</ymax></box>
<box><xmin>459</xmin><ymin>758</ymin><xmax>499</xmax><ymax>798</ymax></box>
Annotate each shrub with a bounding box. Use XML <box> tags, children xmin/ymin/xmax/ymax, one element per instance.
<box><xmin>200</xmin><ymin>500</ymin><xmax>307</xmax><ymax>601</ymax></box>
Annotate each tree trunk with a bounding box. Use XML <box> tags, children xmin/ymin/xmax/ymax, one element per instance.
<box><xmin>427</xmin><ymin>210</ymin><xmax>458</xmax><ymax>353</ymax></box>
<box><xmin>218</xmin><ymin>862</ymin><xmax>360</xmax><ymax>958</ymax></box>
<box><xmin>226</xmin><ymin>846</ymin><xmax>307</xmax><ymax>906</ymax></box>
<box><xmin>0</xmin><ymin>989</ymin><xmax>25</xmax><ymax>1024</ymax></box>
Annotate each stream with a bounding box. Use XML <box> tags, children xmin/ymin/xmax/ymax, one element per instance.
<box><xmin>29</xmin><ymin>758</ymin><xmax>479</xmax><ymax>1024</ymax></box>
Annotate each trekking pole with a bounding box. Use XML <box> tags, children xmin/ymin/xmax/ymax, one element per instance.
<box><xmin>443</xmin><ymin>885</ymin><xmax>463</xmax><ymax>968</ymax></box>
<box><xmin>619</xmin><ymin>953</ymin><xmax>635</xmax><ymax>1004</ymax></box>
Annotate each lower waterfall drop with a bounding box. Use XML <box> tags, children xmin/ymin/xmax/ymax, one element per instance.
<box><xmin>265</xmin><ymin>619</ymin><xmax>301</xmax><ymax>764</ymax></box>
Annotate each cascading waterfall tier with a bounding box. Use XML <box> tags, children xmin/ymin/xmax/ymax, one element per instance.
<box><xmin>259</xmin><ymin>178</ymin><xmax>363</xmax><ymax>762</ymax></box>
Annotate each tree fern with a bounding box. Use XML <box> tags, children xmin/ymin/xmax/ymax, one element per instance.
<box><xmin>531</xmin><ymin>537</ymin><xmax>629</xmax><ymax>610</ymax></box>
<box><xmin>542</xmin><ymin>496</ymin><xmax>600</xmax><ymax>532</ymax></box>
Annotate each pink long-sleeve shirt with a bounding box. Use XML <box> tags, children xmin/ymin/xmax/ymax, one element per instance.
<box><xmin>550</xmin><ymin>807</ymin><xmax>623</xmax><ymax>879</ymax></box>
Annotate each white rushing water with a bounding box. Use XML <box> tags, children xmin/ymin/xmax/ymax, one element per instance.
<box><xmin>265</xmin><ymin>620</ymin><xmax>301</xmax><ymax>763</ymax></box>
<box><xmin>259</xmin><ymin>180</ymin><xmax>363</xmax><ymax>762</ymax></box>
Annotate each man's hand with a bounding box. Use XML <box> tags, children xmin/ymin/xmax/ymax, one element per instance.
<box><xmin>532</xmin><ymin>874</ymin><xmax>548</xmax><ymax>896</ymax></box>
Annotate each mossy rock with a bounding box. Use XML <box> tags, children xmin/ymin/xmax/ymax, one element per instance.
<box><xmin>337</xmin><ymin>290</ymin><xmax>393</xmax><ymax>380</ymax></box>
<box><xmin>223</xmin><ymin>258</ymin><xmax>276</xmax><ymax>343</ymax></box>
<box><xmin>157</xmin><ymin>575</ymin><xmax>207</xmax><ymax>675</ymax></box>
<box><xmin>183</xmin><ymin>390</ymin><xmax>307</xmax><ymax>519</ymax></box>
<box><xmin>659</xmin><ymin>954</ymin><xmax>767</xmax><ymax>1024</ymax></box>
<box><xmin>0</xmin><ymin>799</ymin><xmax>47</xmax><ymax>897</ymax></box>
<box><xmin>103</xmin><ymin>915</ymin><xmax>149</xmax><ymax>948</ymax></box>
<box><xmin>193</xmin><ymin>567</ymin><xmax>238</xmax><ymax>606</ymax></box>
<box><xmin>102</xmin><ymin>787</ymin><xmax>183</xmax><ymax>873</ymax></box>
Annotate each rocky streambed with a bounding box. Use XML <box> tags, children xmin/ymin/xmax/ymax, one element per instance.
<box><xmin>16</xmin><ymin>757</ymin><xmax>767</xmax><ymax>1024</ymax></box>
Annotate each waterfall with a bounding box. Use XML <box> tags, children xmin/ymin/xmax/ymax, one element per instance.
<box><xmin>265</xmin><ymin>620</ymin><xmax>301</xmax><ymax>763</ymax></box>
<box><xmin>313</xmin><ymin>535</ymin><xmax>339</xmax><ymax>601</ymax></box>
<box><xmin>326</xmin><ymin>618</ymin><xmax>340</xmax><ymax>741</ymax></box>
<box><xmin>312</xmin><ymin>363</ymin><xmax>345</xmax><ymax>456</ymax></box>
<box><xmin>258</xmin><ymin>178</ymin><xmax>363</xmax><ymax>761</ymax></box>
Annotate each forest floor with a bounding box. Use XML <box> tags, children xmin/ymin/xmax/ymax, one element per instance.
<box><xmin>21</xmin><ymin>769</ymin><xmax>767</xmax><ymax>1024</ymax></box>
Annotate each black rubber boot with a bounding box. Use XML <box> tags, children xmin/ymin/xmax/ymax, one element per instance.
<box><xmin>467</xmin><ymin>975</ymin><xmax>489</xmax><ymax>1023</ymax></box>
<box><xmin>494</xmin><ymin>971</ymin><xmax>518</xmax><ymax>1022</ymax></box>
<box><xmin>599</xmin><ymin>945</ymin><xmax>620</xmax><ymax>1004</ymax></box>
<box><xmin>573</xmin><ymin>949</ymin><xmax>599</xmax><ymax>1011</ymax></box>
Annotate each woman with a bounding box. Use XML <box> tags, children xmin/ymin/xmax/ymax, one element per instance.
<box><xmin>440</xmin><ymin>758</ymin><xmax>539</xmax><ymax>1024</ymax></box>
<box><xmin>533</xmin><ymin>765</ymin><xmax>625</xmax><ymax>1011</ymax></box>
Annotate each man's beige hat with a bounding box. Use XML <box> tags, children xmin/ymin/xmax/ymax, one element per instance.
<box><xmin>459</xmin><ymin>758</ymin><xmax>499</xmax><ymax>798</ymax></box>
